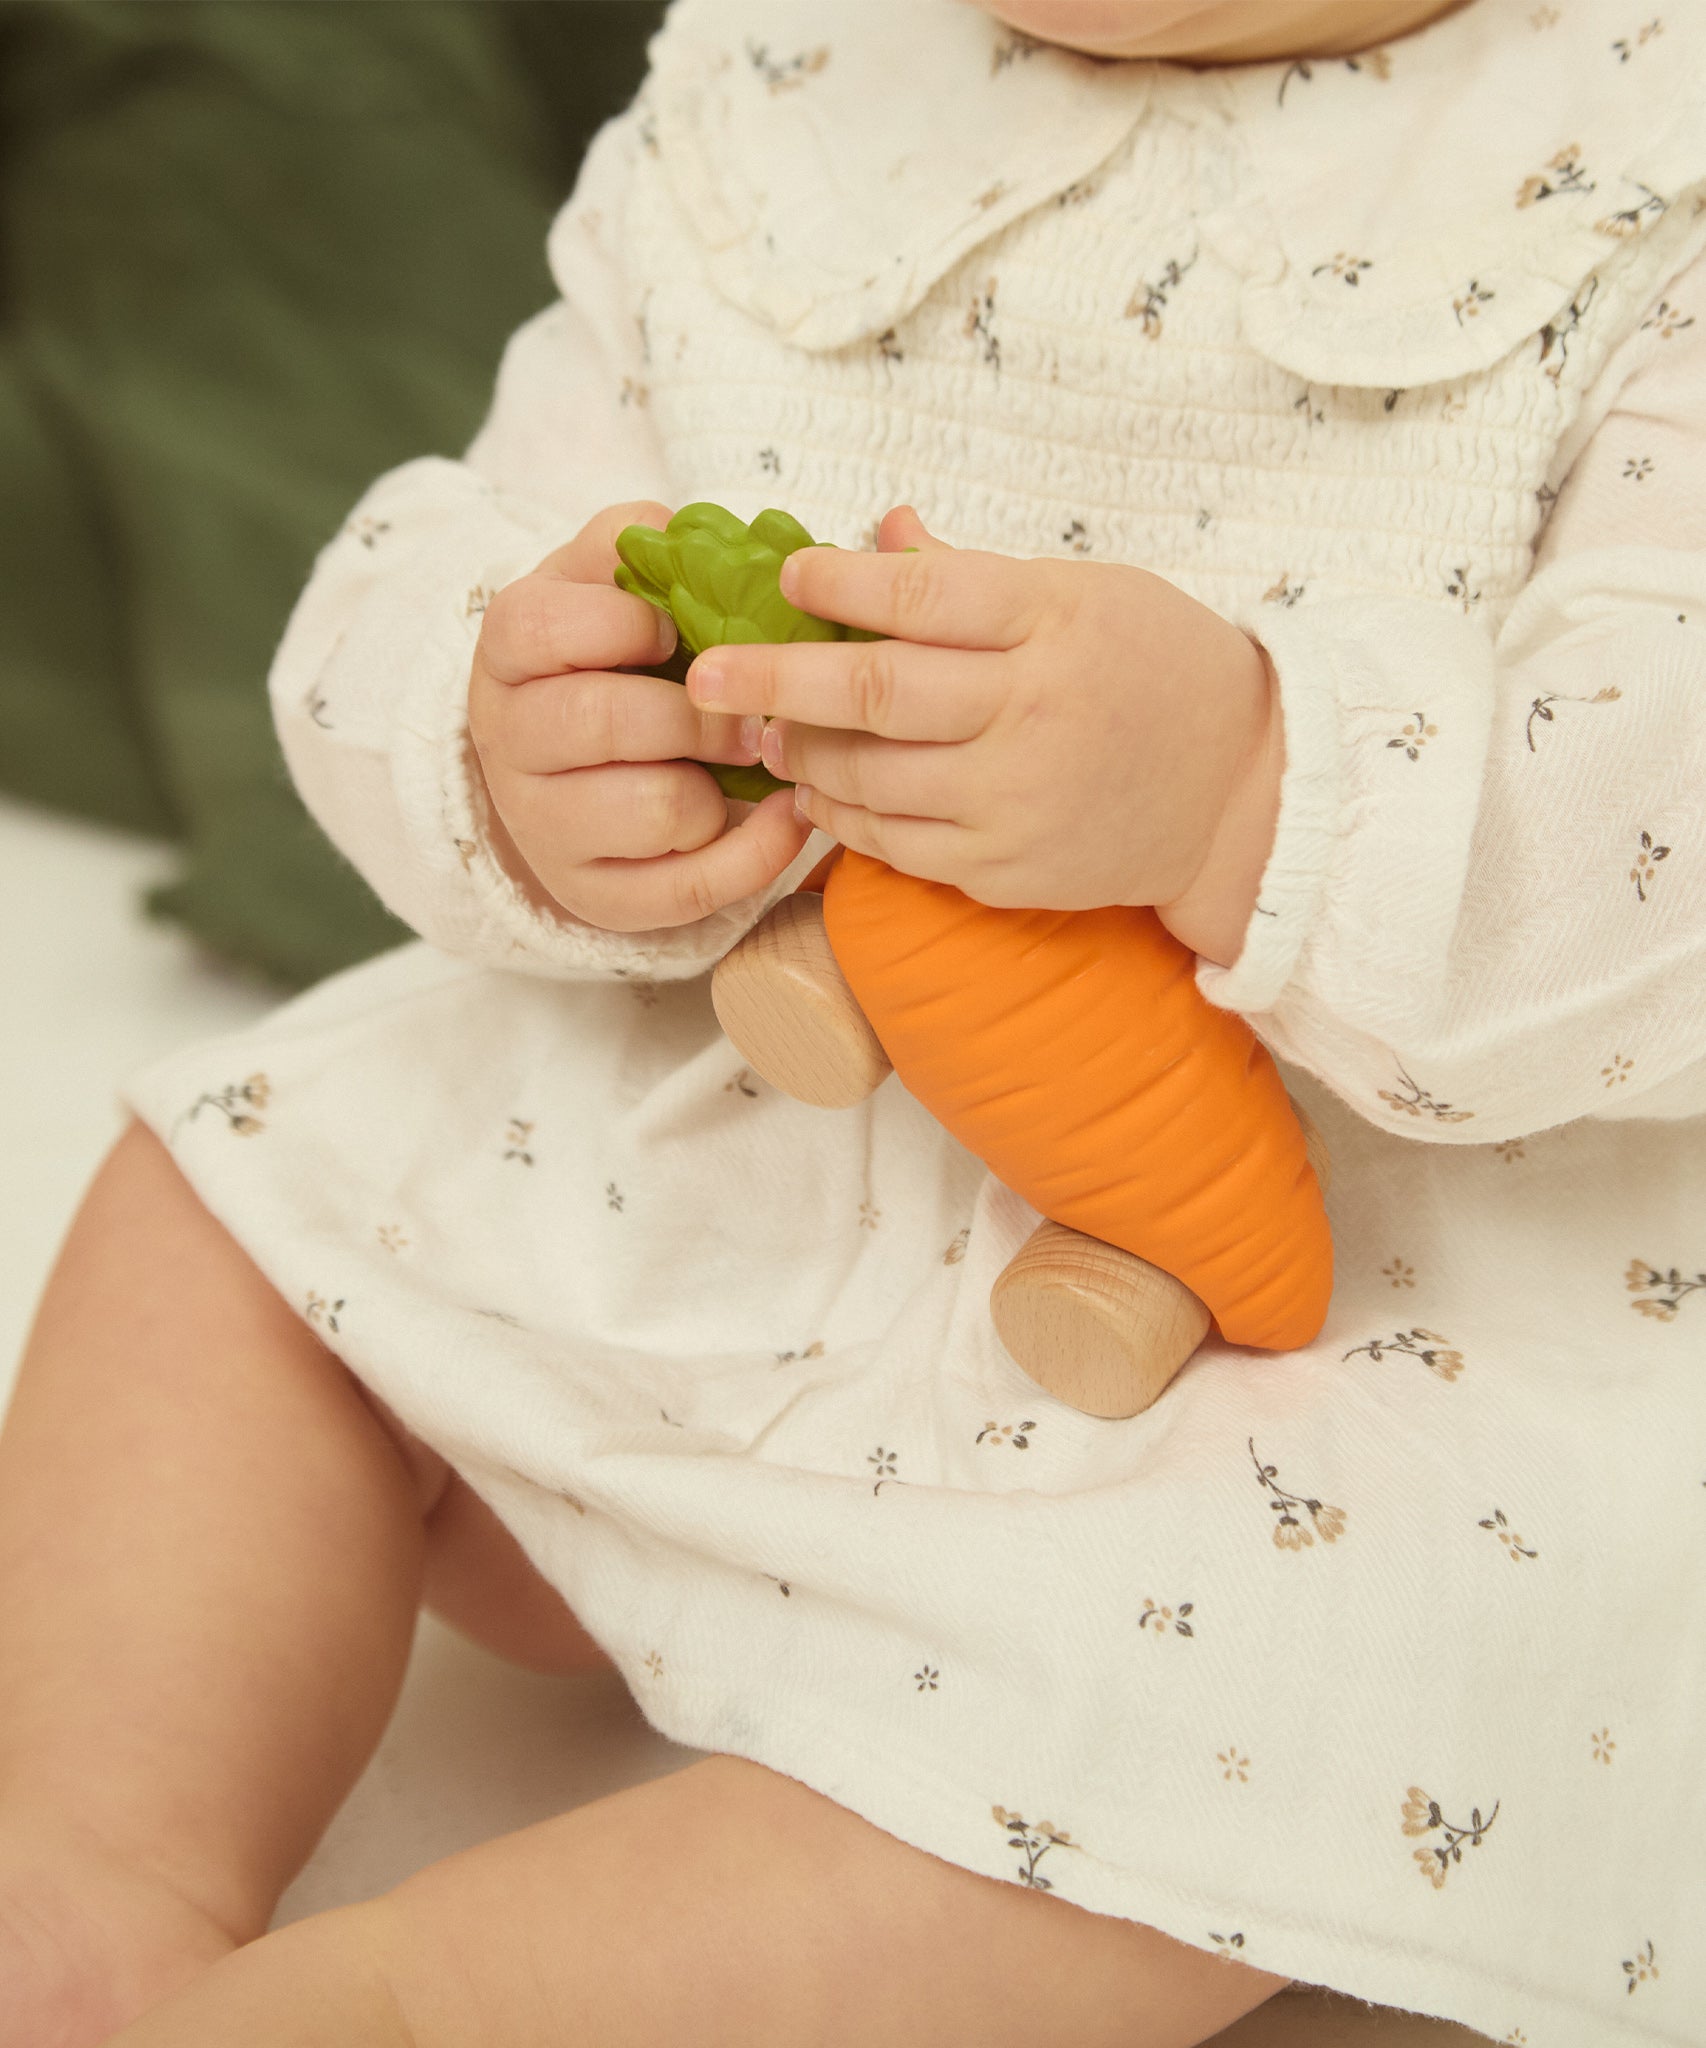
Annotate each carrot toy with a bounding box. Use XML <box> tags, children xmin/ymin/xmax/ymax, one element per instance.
<box><xmin>616</xmin><ymin>504</ymin><xmax>1334</xmax><ymax>1417</ymax></box>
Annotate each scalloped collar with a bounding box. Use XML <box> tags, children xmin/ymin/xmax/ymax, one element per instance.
<box><xmin>1206</xmin><ymin>0</ymin><xmax>1706</xmax><ymax>384</ymax></box>
<box><xmin>645</xmin><ymin>0</ymin><xmax>1706</xmax><ymax>385</ymax></box>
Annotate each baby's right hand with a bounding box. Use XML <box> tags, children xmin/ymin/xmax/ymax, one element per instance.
<box><xmin>468</xmin><ymin>502</ymin><xmax>814</xmax><ymax>932</ymax></box>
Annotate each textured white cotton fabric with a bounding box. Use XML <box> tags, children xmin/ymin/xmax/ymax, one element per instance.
<box><xmin>128</xmin><ymin>4</ymin><xmax>1706</xmax><ymax>2040</ymax></box>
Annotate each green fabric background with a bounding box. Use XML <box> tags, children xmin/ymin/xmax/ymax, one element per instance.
<box><xmin>0</xmin><ymin>1</ymin><xmax>663</xmax><ymax>986</ymax></box>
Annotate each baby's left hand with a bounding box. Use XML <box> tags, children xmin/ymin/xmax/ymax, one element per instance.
<box><xmin>685</xmin><ymin>508</ymin><xmax>1276</xmax><ymax>925</ymax></box>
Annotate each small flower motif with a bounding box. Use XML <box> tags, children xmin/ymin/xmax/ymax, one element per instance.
<box><xmin>992</xmin><ymin>1807</ymin><xmax>1077</xmax><ymax>1891</ymax></box>
<box><xmin>1630</xmin><ymin>830</ymin><xmax>1671</xmax><ymax>901</ymax></box>
<box><xmin>1503</xmin><ymin>2031</ymin><xmax>1530</xmax><ymax>2046</ymax></box>
<box><xmin>1060</xmin><ymin>519</ymin><xmax>1092</xmax><ymax>556</ymax></box>
<box><xmin>502</xmin><ymin>1118</ymin><xmax>534</xmax><ymax>1165</ymax></box>
<box><xmin>973</xmin><ymin>180</ymin><xmax>1010</xmax><ymax>213</ymax></box>
<box><xmin>1493</xmin><ymin>1138</ymin><xmax>1527</xmax><ymax>1163</ymax></box>
<box><xmin>1311</xmin><ymin>251</ymin><xmax>1373</xmax><ymax>286</ymax></box>
<box><xmin>376</xmin><ymin>1224</ymin><xmax>408</xmax><ymax>1253</ymax></box>
<box><xmin>1453</xmin><ymin>279</ymin><xmax>1495</xmax><ymax>325</ymax></box>
<box><xmin>1538</xmin><ymin>276</ymin><xmax>1599</xmax><ymax>382</ymax></box>
<box><xmin>618</xmin><ymin>376</ymin><xmax>650</xmax><ymax>409</ymax></box>
<box><xmin>763</xmin><ymin>1573</ymin><xmax>792</xmax><ymax>1597</ymax></box>
<box><xmin>744</xmin><ymin>38</ymin><xmax>829</xmax><ymax>92</ymax></box>
<box><xmin>1250</xmin><ymin>1439</ymin><xmax>1346</xmax><ymax>1550</ymax></box>
<box><xmin>1125</xmin><ymin>251</ymin><xmax>1198</xmax><ymax>339</ymax></box>
<box><xmin>1382</xmin><ymin>1258</ymin><xmax>1417</xmax><ymax>1288</ymax></box>
<box><xmin>306</xmin><ymin>686</ymin><xmax>333</xmax><ymax>729</ymax></box>
<box><xmin>1138</xmin><ymin>1598</ymin><xmax>1195</xmax><ymax>1639</ymax></box>
<box><xmin>774</xmin><ymin>1340</ymin><xmax>826</xmax><ymax>1366</ymax></box>
<box><xmin>965</xmin><ymin>278</ymin><xmax>1001</xmax><ymax>372</ymax></box>
<box><xmin>868</xmin><ymin>1446</ymin><xmax>899</xmax><ymax>1490</ymax></box>
<box><xmin>174</xmin><ymin>1074</ymin><xmax>271</xmax><ymax>1139</ymax></box>
<box><xmin>463</xmin><ymin>585</ymin><xmax>494</xmax><ymax>620</ymax></box>
<box><xmin>977</xmin><ymin>1419</ymin><xmax>1036</xmax><ymax>1449</ymax></box>
<box><xmin>725</xmin><ymin>1067</ymin><xmax>759</xmax><ymax>1099</ymax></box>
<box><xmin>1622</xmin><ymin>1939</ymin><xmax>1660</xmax><ymax>1993</ymax></box>
<box><xmin>1524</xmin><ymin>684</ymin><xmax>1621</xmax><ymax>750</ymax></box>
<box><xmin>1602</xmin><ymin>1052</ymin><xmax>1635</xmax><ymax>1088</ymax></box>
<box><xmin>1611</xmin><ymin>19</ymin><xmax>1664</xmax><ymax>62</ymax></box>
<box><xmin>643</xmin><ymin>1650</ymin><xmax>665</xmax><ymax>1680</ymax></box>
<box><xmin>1622</xmin><ymin>455</ymin><xmax>1655</xmax><ymax>482</ymax></box>
<box><xmin>1402</xmin><ymin>1784</ymin><xmax>1500</xmax><ymax>1889</ymax></box>
<box><xmin>1196</xmin><ymin>508</ymin><xmax>1215</xmax><ymax>531</ymax></box>
<box><xmin>606</xmin><ymin>1182</ymin><xmax>625</xmax><ymax>1212</ymax></box>
<box><xmin>1388</xmin><ymin>711</ymin><xmax>1440</xmax><ymax>758</ymax></box>
<box><xmin>857</xmin><ymin>1200</ymin><xmax>882</xmax><ymax>1230</ymax></box>
<box><xmin>990</xmin><ymin>26</ymin><xmax>1043</xmax><ymax>74</ymax></box>
<box><xmin>1209</xmin><ymin>1931</ymin><xmax>1248</xmax><ymax>1959</ymax></box>
<box><xmin>454</xmin><ymin>837</ymin><xmax>477</xmax><ymax>870</ymax></box>
<box><xmin>1445</xmin><ymin>566</ymin><xmax>1481</xmax><ymax>612</ymax></box>
<box><xmin>345</xmin><ymin>515</ymin><xmax>391</xmax><ymax>549</ymax></box>
<box><xmin>1478</xmin><ymin>1507</ymin><xmax>1539</xmax><ymax>1561</ymax></box>
<box><xmin>628</xmin><ymin>978</ymin><xmax>661</xmax><ymax>1008</ymax></box>
<box><xmin>305</xmin><ymin>1292</ymin><xmax>345</xmax><ymax>1335</ymax></box>
<box><xmin>1262</xmin><ymin>573</ymin><xmax>1307</xmax><ymax>608</ymax></box>
<box><xmin>915</xmin><ymin>1664</ymin><xmax>940</xmax><ymax>1692</ymax></box>
<box><xmin>1343</xmin><ymin>1327</ymin><xmax>1466</xmax><ymax>1381</ymax></box>
<box><xmin>942</xmin><ymin>1226</ymin><xmax>971</xmax><ymax>1265</ymax></box>
<box><xmin>1378</xmin><ymin>1064</ymin><xmax>1474</xmax><ymax>1124</ymax></box>
<box><xmin>1641</xmin><ymin>299</ymin><xmax>1695</xmax><ymax>338</ymax></box>
<box><xmin>1592</xmin><ymin>1727</ymin><xmax>1616</xmax><ymax>1764</ymax></box>
<box><xmin>875</xmin><ymin>327</ymin><xmax>905</xmax><ymax>366</ymax></box>
<box><xmin>1517</xmin><ymin>144</ymin><xmax>1594</xmax><ymax>210</ymax></box>
<box><xmin>757</xmin><ymin>446</ymin><xmax>782</xmax><ymax>476</ymax></box>
<box><xmin>1293</xmin><ymin>389</ymin><xmax>1326</xmax><ymax>429</ymax></box>
<box><xmin>1218</xmin><ymin>1748</ymin><xmax>1251</xmax><ymax>1783</ymax></box>
<box><xmin>1625</xmin><ymin>1257</ymin><xmax>1704</xmax><ymax>1320</ymax></box>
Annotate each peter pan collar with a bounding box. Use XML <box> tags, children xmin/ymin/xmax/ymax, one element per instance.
<box><xmin>644</xmin><ymin>0</ymin><xmax>1706</xmax><ymax>384</ymax></box>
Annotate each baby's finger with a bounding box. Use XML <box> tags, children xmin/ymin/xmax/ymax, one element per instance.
<box><xmin>478</xmin><ymin>578</ymin><xmax>676</xmax><ymax>688</ymax></box>
<box><xmin>780</xmin><ymin>532</ymin><xmax>1039</xmax><ymax>651</ymax></box>
<box><xmin>496</xmin><ymin>759</ymin><xmax>732</xmax><ymax>890</ymax></box>
<box><xmin>685</xmin><ymin>636</ymin><xmax>992</xmax><ymax>742</ymax></box>
<box><xmin>534</xmin><ymin>500</ymin><xmax>675</xmax><ymax>587</ymax></box>
<box><xmin>476</xmin><ymin>670</ymin><xmax>762</xmax><ymax>776</ymax></box>
<box><xmin>564</xmin><ymin>788</ymin><xmax>815</xmax><ymax>934</ymax></box>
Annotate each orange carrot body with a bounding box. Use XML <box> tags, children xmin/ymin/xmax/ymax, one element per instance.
<box><xmin>820</xmin><ymin>850</ymin><xmax>1333</xmax><ymax>1352</ymax></box>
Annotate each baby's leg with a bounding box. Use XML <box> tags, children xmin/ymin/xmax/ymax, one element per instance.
<box><xmin>106</xmin><ymin>1754</ymin><xmax>1289</xmax><ymax>2048</ymax></box>
<box><xmin>0</xmin><ymin>1121</ymin><xmax>588</xmax><ymax>2048</ymax></box>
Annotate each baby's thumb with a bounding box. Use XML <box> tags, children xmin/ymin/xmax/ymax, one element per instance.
<box><xmin>875</xmin><ymin>504</ymin><xmax>950</xmax><ymax>553</ymax></box>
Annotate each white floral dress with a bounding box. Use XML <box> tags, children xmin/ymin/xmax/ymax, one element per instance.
<box><xmin>128</xmin><ymin>4</ymin><xmax>1706</xmax><ymax>2040</ymax></box>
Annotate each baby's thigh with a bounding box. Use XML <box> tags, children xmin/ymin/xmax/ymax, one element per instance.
<box><xmin>355</xmin><ymin>1388</ymin><xmax>611</xmax><ymax>1677</ymax></box>
<box><xmin>417</xmin><ymin>1469</ymin><xmax>615</xmax><ymax>1676</ymax></box>
<box><xmin>356</xmin><ymin>1757</ymin><xmax>1287</xmax><ymax>2048</ymax></box>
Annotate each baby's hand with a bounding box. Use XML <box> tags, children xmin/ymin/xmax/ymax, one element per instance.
<box><xmin>683</xmin><ymin>508</ymin><xmax>1281</xmax><ymax>953</ymax></box>
<box><xmin>468</xmin><ymin>503</ymin><xmax>814</xmax><ymax>932</ymax></box>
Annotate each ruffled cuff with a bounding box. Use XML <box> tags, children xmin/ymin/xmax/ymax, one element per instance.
<box><xmin>1194</xmin><ymin>597</ymin><xmax>1496</xmax><ymax>1036</ymax></box>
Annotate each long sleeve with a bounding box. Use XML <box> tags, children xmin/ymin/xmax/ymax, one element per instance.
<box><xmin>267</xmin><ymin>110</ymin><xmax>829</xmax><ymax>983</ymax></box>
<box><xmin>1197</xmin><ymin>247</ymin><xmax>1706</xmax><ymax>1140</ymax></box>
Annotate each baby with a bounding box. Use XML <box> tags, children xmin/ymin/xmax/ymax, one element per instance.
<box><xmin>4</xmin><ymin>0</ymin><xmax>1705</xmax><ymax>2044</ymax></box>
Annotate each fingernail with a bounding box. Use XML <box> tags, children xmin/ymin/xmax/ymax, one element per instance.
<box><xmin>654</xmin><ymin>609</ymin><xmax>678</xmax><ymax>660</ymax></box>
<box><xmin>691</xmin><ymin>656</ymin><xmax>726</xmax><ymax>706</ymax></box>
<box><xmin>760</xmin><ymin>722</ymin><xmax>785</xmax><ymax>772</ymax></box>
<box><xmin>792</xmin><ymin>784</ymin><xmax>814</xmax><ymax>821</ymax></box>
<box><xmin>738</xmin><ymin>714</ymin><xmax>765</xmax><ymax>760</ymax></box>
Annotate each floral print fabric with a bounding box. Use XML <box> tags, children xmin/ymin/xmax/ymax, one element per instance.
<box><xmin>135</xmin><ymin>3</ymin><xmax>1706</xmax><ymax>2039</ymax></box>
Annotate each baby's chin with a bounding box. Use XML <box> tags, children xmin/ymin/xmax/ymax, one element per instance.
<box><xmin>964</xmin><ymin>0</ymin><xmax>1442</xmax><ymax>63</ymax></box>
